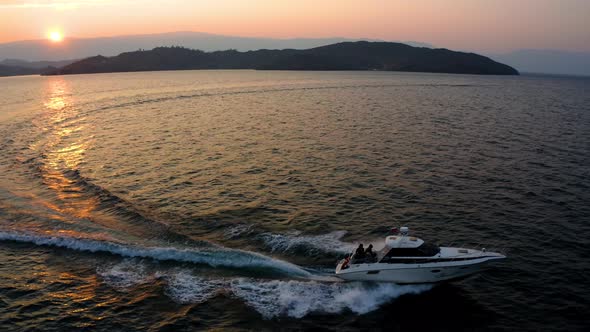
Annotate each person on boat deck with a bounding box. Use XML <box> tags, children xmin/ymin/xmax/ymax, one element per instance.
<box><xmin>355</xmin><ymin>244</ymin><xmax>366</xmax><ymax>259</ymax></box>
<box><xmin>365</xmin><ymin>244</ymin><xmax>377</xmax><ymax>262</ymax></box>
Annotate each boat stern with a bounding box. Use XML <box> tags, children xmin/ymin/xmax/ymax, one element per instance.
<box><xmin>335</xmin><ymin>259</ymin><xmax>347</xmax><ymax>274</ymax></box>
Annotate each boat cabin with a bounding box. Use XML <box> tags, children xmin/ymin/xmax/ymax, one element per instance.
<box><xmin>378</xmin><ymin>235</ymin><xmax>440</xmax><ymax>263</ymax></box>
<box><xmin>347</xmin><ymin>227</ymin><xmax>440</xmax><ymax>265</ymax></box>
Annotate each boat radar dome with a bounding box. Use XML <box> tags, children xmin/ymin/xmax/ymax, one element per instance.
<box><xmin>400</xmin><ymin>226</ymin><xmax>409</xmax><ymax>236</ymax></box>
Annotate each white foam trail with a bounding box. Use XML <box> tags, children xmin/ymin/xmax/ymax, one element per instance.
<box><xmin>260</xmin><ymin>230</ymin><xmax>355</xmax><ymax>254</ymax></box>
<box><xmin>163</xmin><ymin>271</ymin><xmax>226</xmax><ymax>304</ymax></box>
<box><xmin>130</xmin><ymin>268</ymin><xmax>432</xmax><ymax>318</ymax></box>
<box><xmin>231</xmin><ymin>279</ymin><xmax>431</xmax><ymax>319</ymax></box>
<box><xmin>0</xmin><ymin>231</ymin><xmax>310</xmax><ymax>277</ymax></box>
<box><xmin>97</xmin><ymin>259</ymin><xmax>154</xmax><ymax>288</ymax></box>
<box><xmin>3</xmin><ymin>230</ymin><xmax>432</xmax><ymax>318</ymax></box>
<box><xmin>223</xmin><ymin>224</ymin><xmax>253</xmax><ymax>239</ymax></box>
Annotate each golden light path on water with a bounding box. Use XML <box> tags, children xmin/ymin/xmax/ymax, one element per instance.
<box><xmin>31</xmin><ymin>77</ymin><xmax>170</xmax><ymax>241</ymax></box>
<box><xmin>25</xmin><ymin>78</ymin><xmax>120</xmax><ymax>312</ymax></box>
<box><xmin>38</xmin><ymin>77</ymin><xmax>98</xmax><ymax>221</ymax></box>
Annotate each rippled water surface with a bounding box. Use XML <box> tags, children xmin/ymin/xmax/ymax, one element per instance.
<box><xmin>0</xmin><ymin>70</ymin><xmax>589</xmax><ymax>331</ymax></box>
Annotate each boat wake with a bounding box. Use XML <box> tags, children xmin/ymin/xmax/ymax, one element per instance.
<box><xmin>97</xmin><ymin>260</ymin><xmax>432</xmax><ymax>319</ymax></box>
<box><xmin>0</xmin><ymin>165</ymin><xmax>452</xmax><ymax>315</ymax></box>
<box><xmin>0</xmin><ymin>230</ymin><xmax>310</xmax><ymax>277</ymax></box>
<box><xmin>259</xmin><ymin>230</ymin><xmax>355</xmax><ymax>255</ymax></box>
<box><xmin>0</xmin><ymin>229</ymin><xmax>432</xmax><ymax>318</ymax></box>
<box><xmin>230</xmin><ymin>278</ymin><xmax>431</xmax><ymax>318</ymax></box>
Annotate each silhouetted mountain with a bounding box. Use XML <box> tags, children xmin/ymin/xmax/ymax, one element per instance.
<box><xmin>0</xmin><ymin>31</ymin><xmax>432</xmax><ymax>62</ymax></box>
<box><xmin>0</xmin><ymin>64</ymin><xmax>51</xmax><ymax>77</ymax></box>
<box><xmin>46</xmin><ymin>42</ymin><xmax>518</xmax><ymax>76</ymax></box>
<box><xmin>490</xmin><ymin>49</ymin><xmax>590</xmax><ymax>76</ymax></box>
<box><xmin>0</xmin><ymin>58</ymin><xmax>77</xmax><ymax>69</ymax></box>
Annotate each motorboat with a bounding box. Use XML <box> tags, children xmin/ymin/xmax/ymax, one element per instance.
<box><xmin>335</xmin><ymin>227</ymin><xmax>505</xmax><ymax>283</ymax></box>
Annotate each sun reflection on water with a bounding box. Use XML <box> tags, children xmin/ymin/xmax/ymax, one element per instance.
<box><xmin>43</xmin><ymin>77</ymin><xmax>71</xmax><ymax>111</ymax></box>
<box><xmin>39</xmin><ymin>77</ymin><xmax>99</xmax><ymax>219</ymax></box>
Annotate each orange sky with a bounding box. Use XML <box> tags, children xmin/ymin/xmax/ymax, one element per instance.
<box><xmin>1</xmin><ymin>0</ymin><xmax>589</xmax><ymax>52</ymax></box>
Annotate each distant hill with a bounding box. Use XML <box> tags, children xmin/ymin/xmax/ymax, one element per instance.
<box><xmin>490</xmin><ymin>49</ymin><xmax>590</xmax><ymax>76</ymax></box>
<box><xmin>46</xmin><ymin>42</ymin><xmax>518</xmax><ymax>76</ymax></box>
<box><xmin>0</xmin><ymin>31</ymin><xmax>432</xmax><ymax>62</ymax></box>
<box><xmin>0</xmin><ymin>58</ymin><xmax>77</xmax><ymax>69</ymax></box>
<box><xmin>0</xmin><ymin>59</ymin><xmax>77</xmax><ymax>77</ymax></box>
<box><xmin>0</xmin><ymin>64</ymin><xmax>49</xmax><ymax>77</ymax></box>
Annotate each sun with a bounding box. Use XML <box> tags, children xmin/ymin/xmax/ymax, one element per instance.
<box><xmin>48</xmin><ymin>31</ymin><xmax>64</xmax><ymax>42</ymax></box>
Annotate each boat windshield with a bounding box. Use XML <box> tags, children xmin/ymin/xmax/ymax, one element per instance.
<box><xmin>379</xmin><ymin>243</ymin><xmax>440</xmax><ymax>262</ymax></box>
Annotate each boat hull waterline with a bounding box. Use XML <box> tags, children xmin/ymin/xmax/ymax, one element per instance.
<box><xmin>336</xmin><ymin>253</ymin><xmax>505</xmax><ymax>283</ymax></box>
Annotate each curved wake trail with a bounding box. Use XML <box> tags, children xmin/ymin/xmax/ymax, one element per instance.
<box><xmin>97</xmin><ymin>261</ymin><xmax>432</xmax><ymax>319</ymax></box>
<box><xmin>0</xmin><ymin>231</ymin><xmax>310</xmax><ymax>277</ymax></box>
<box><xmin>1</xmin><ymin>230</ymin><xmax>433</xmax><ymax>318</ymax></box>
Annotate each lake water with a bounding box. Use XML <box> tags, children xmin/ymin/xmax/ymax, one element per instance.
<box><xmin>0</xmin><ymin>70</ymin><xmax>588</xmax><ymax>331</ymax></box>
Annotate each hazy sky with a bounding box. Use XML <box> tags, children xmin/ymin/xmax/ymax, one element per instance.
<box><xmin>1</xmin><ymin>0</ymin><xmax>588</xmax><ymax>53</ymax></box>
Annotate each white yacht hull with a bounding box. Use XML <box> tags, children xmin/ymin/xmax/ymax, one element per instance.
<box><xmin>335</xmin><ymin>255</ymin><xmax>504</xmax><ymax>283</ymax></box>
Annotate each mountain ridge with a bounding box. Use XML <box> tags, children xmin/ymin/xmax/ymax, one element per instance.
<box><xmin>0</xmin><ymin>31</ymin><xmax>432</xmax><ymax>62</ymax></box>
<box><xmin>44</xmin><ymin>41</ymin><xmax>518</xmax><ymax>76</ymax></box>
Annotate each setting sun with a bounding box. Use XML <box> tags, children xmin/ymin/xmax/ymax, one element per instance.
<box><xmin>48</xmin><ymin>31</ymin><xmax>63</xmax><ymax>42</ymax></box>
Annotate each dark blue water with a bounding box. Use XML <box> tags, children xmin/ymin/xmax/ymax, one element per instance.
<box><xmin>0</xmin><ymin>71</ymin><xmax>588</xmax><ymax>331</ymax></box>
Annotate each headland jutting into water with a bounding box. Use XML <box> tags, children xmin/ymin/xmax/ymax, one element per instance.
<box><xmin>43</xmin><ymin>41</ymin><xmax>519</xmax><ymax>76</ymax></box>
